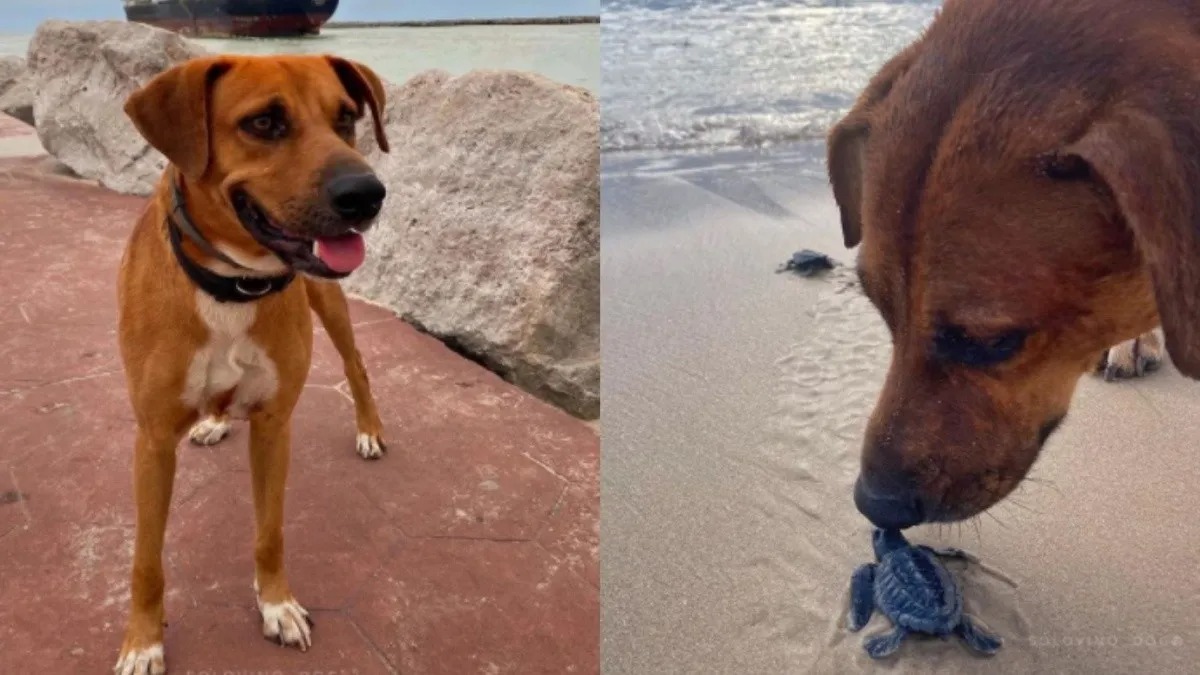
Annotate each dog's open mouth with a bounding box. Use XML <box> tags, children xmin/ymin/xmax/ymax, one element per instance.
<box><xmin>231</xmin><ymin>189</ymin><xmax>366</xmax><ymax>279</ymax></box>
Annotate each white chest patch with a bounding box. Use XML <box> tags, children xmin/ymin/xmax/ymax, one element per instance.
<box><xmin>182</xmin><ymin>292</ymin><xmax>279</xmax><ymax>418</ymax></box>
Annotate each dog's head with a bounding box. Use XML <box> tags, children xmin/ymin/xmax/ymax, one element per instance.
<box><xmin>828</xmin><ymin>1</ymin><xmax>1200</xmax><ymax>527</ymax></box>
<box><xmin>124</xmin><ymin>54</ymin><xmax>391</xmax><ymax>278</ymax></box>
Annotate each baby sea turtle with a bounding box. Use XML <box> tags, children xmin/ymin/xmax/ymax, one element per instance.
<box><xmin>847</xmin><ymin>528</ymin><xmax>1003</xmax><ymax>659</ymax></box>
<box><xmin>776</xmin><ymin>249</ymin><xmax>834</xmax><ymax>276</ymax></box>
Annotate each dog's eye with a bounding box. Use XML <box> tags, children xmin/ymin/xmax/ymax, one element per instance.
<box><xmin>1038</xmin><ymin>153</ymin><xmax>1091</xmax><ymax>181</ymax></box>
<box><xmin>932</xmin><ymin>326</ymin><xmax>1029</xmax><ymax>368</ymax></box>
<box><xmin>335</xmin><ymin>108</ymin><xmax>357</xmax><ymax>135</ymax></box>
<box><xmin>241</xmin><ymin>108</ymin><xmax>288</xmax><ymax>141</ymax></box>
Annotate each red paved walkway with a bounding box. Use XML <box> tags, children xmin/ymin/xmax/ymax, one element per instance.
<box><xmin>0</xmin><ymin>118</ymin><xmax>599</xmax><ymax>674</ymax></box>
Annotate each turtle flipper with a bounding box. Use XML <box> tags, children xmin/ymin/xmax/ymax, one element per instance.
<box><xmin>863</xmin><ymin>626</ymin><xmax>908</xmax><ymax>659</ymax></box>
<box><xmin>921</xmin><ymin>545</ymin><xmax>979</xmax><ymax>563</ymax></box>
<box><xmin>847</xmin><ymin>563</ymin><xmax>876</xmax><ymax>631</ymax></box>
<box><xmin>957</xmin><ymin>615</ymin><xmax>1003</xmax><ymax>655</ymax></box>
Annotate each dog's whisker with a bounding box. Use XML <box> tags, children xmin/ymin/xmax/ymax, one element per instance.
<box><xmin>1024</xmin><ymin>475</ymin><xmax>1064</xmax><ymax>497</ymax></box>
<box><xmin>1002</xmin><ymin>496</ymin><xmax>1042</xmax><ymax>516</ymax></box>
<box><xmin>982</xmin><ymin>510</ymin><xmax>1009</xmax><ymax>529</ymax></box>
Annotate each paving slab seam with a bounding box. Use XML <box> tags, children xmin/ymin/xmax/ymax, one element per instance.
<box><xmin>417</xmin><ymin>533</ymin><xmax>536</xmax><ymax>543</ymax></box>
<box><xmin>530</xmin><ymin>483</ymin><xmax>570</xmax><ymax>544</ymax></box>
<box><xmin>196</xmin><ymin>600</ymin><xmax>352</xmax><ymax>614</ymax></box>
<box><xmin>519</xmin><ymin>451</ymin><xmax>574</xmax><ymax>484</ymax></box>
<box><xmin>534</xmin><ymin>540</ymin><xmax>600</xmax><ymax>591</ymax></box>
<box><xmin>357</xmin><ymin>487</ymin><xmax>414</xmax><ymax>539</ymax></box>
<box><xmin>166</xmin><ymin>604</ymin><xmax>350</xmax><ymax>658</ymax></box>
<box><xmin>169</xmin><ymin>603</ymin><xmax>402</xmax><ymax>673</ymax></box>
<box><xmin>170</xmin><ymin>471</ymin><xmax>228</xmax><ymax>512</ymax></box>
<box><xmin>0</xmin><ymin>512</ymin><xmax>137</xmax><ymax>536</ymax></box>
<box><xmin>3</xmin><ymin>368</ymin><xmax>123</xmax><ymax>396</ymax></box>
<box><xmin>5</xmin><ymin>466</ymin><xmax>32</xmax><ymax>527</ymax></box>
<box><xmin>303</xmin><ymin>381</ymin><xmax>357</xmax><ymax>406</ymax></box>
<box><xmin>348</xmin><ymin>316</ymin><xmax>399</xmax><ymax>330</ymax></box>
<box><xmin>302</xmin><ymin>383</ymin><xmax>345</xmax><ymax>394</ymax></box>
<box><xmin>332</xmin><ymin>380</ymin><xmax>357</xmax><ymax>404</ymax></box>
<box><xmin>345</xmin><ymin>612</ymin><xmax>403</xmax><ymax>675</ymax></box>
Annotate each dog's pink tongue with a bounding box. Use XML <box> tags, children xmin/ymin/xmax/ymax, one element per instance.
<box><xmin>315</xmin><ymin>233</ymin><xmax>365</xmax><ymax>273</ymax></box>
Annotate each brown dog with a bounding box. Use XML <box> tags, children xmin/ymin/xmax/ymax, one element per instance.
<box><xmin>828</xmin><ymin>0</ymin><xmax>1200</xmax><ymax>529</ymax></box>
<box><xmin>114</xmin><ymin>54</ymin><xmax>390</xmax><ymax>674</ymax></box>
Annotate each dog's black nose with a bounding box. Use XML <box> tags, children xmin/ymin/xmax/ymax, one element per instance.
<box><xmin>854</xmin><ymin>473</ymin><xmax>924</xmax><ymax>530</ymax></box>
<box><xmin>327</xmin><ymin>172</ymin><xmax>386</xmax><ymax>221</ymax></box>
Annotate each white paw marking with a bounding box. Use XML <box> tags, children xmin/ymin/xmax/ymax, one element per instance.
<box><xmin>356</xmin><ymin>432</ymin><xmax>384</xmax><ymax>459</ymax></box>
<box><xmin>188</xmin><ymin>415</ymin><xmax>231</xmax><ymax>445</ymax></box>
<box><xmin>258</xmin><ymin>595</ymin><xmax>312</xmax><ymax>651</ymax></box>
<box><xmin>114</xmin><ymin>643</ymin><xmax>164</xmax><ymax>675</ymax></box>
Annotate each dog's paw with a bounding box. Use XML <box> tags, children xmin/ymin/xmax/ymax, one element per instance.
<box><xmin>356</xmin><ymin>432</ymin><xmax>386</xmax><ymax>460</ymax></box>
<box><xmin>258</xmin><ymin>595</ymin><xmax>313</xmax><ymax>651</ymax></box>
<box><xmin>114</xmin><ymin>643</ymin><xmax>165</xmax><ymax>675</ymax></box>
<box><xmin>188</xmin><ymin>415</ymin><xmax>231</xmax><ymax>446</ymax></box>
<box><xmin>1100</xmin><ymin>334</ymin><xmax>1164</xmax><ymax>382</ymax></box>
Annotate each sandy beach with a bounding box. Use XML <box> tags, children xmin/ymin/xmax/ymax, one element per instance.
<box><xmin>600</xmin><ymin>141</ymin><xmax>1200</xmax><ymax>674</ymax></box>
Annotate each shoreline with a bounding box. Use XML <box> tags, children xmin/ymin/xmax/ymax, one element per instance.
<box><xmin>326</xmin><ymin>16</ymin><xmax>600</xmax><ymax>29</ymax></box>
<box><xmin>600</xmin><ymin>139</ymin><xmax>832</xmax><ymax>175</ymax></box>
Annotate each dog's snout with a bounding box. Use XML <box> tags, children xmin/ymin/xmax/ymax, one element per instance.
<box><xmin>326</xmin><ymin>172</ymin><xmax>386</xmax><ymax>222</ymax></box>
<box><xmin>854</xmin><ymin>473</ymin><xmax>924</xmax><ymax>530</ymax></box>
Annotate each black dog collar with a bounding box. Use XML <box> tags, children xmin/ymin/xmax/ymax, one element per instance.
<box><xmin>166</xmin><ymin>178</ymin><xmax>295</xmax><ymax>303</ymax></box>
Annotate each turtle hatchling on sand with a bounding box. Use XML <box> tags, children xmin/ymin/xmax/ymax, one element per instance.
<box><xmin>776</xmin><ymin>249</ymin><xmax>835</xmax><ymax>276</ymax></box>
<box><xmin>847</xmin><ymin>528</ymin><xmax>1003</xmax><ymax>659</ymax></box>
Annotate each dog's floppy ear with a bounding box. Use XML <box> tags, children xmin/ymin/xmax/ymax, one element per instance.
<box><xmin>828</xmin><ymin>118</ymin><xmax>869</xmax><ymax>248</ymax></box>
<box><xmin>1062</xmin><ymin>107</ymin><xmax>1200</xmax><ymax>377</ymax></box>
<box><xmin>123</xmin><ymin>56</ymin><xmax>232</xmax><ymax>179</ymax></box>
<box><xmin>327</xmin><ymin>56</ymin><xmax>390</xmax><ymax>153</ymax></box>
<box><xmin>827</xmin><ymin>45</ymin><xmax>921</xmax><ymax>249</ymax></box>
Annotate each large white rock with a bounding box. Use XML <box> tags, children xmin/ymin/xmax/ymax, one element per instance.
<box><xmin>0</xmin><ymin>56</ymin><xmax>33</xmax><ymax>126</ymax></box>
<box><xmin>26</xmin><ymin>20</ymin><xmax>206</xmax><ymax>196</ymax></box>
<box><xmin>347</xmin><ymin>70</ymin><xmax>600</xmax><ymax>418</ymax></box>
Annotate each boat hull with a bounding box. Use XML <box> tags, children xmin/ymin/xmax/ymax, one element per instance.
<box><xmin>123</xmin><ymin>0</ymin><xmax>339</xmax><ymax>38</ymax></box>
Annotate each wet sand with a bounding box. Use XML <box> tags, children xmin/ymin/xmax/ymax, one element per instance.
<box><xmin>601</xmin><ymin>142</ymin><xmax>1200</xmax><ymax>674</ymax></box>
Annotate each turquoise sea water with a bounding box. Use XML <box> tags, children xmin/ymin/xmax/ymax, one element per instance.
<box><xmin>0</xmin><ymin>23</ymin><xmax>599</xmax><ymax>91</ymax></box>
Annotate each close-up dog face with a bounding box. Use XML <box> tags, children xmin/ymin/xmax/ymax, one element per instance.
<box><xmin>850</xmin><ymin>141</ymin><xmax>1157</xmax><ymax>525</ymax></box>
<box><xmin>125</xmin><ymin>54</ymin><xmax>392</xmax><ymax>279</ymax></box>
<box><xmin>829</xmin><ymin>0</ymin><xmax>1200</xmax><ymax>528</ymax></box>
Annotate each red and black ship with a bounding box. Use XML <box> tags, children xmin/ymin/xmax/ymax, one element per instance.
<box><xmin>123</xmin><ymin>0</ymin><xmax>339</xmax><ymax>38</ymax></box>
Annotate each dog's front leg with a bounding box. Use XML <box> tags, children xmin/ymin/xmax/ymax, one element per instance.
<box><xmin>248</xmin><ymin>407</ymin><xmax>313</xmax><ymax>650</ymax></box>
<box><xmin>116</xmin><ymin>422</ymin><xmax>187</xmax><ymax>675</ymax></box>
<box><xmin>303</xmin><ymin>278</ymin><xmax>386</xmax><ymax>459</ymax></box>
